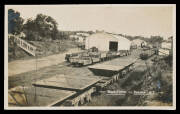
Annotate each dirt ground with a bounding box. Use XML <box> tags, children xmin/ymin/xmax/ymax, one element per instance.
<box><xmin>8</xmin><ymin>48</ymin><xmax>83</xmax><ymax>76</ymax></box>
<box><xmin>8</xmin><ymin>49</ymin><xmax>142</xmax><ymax>88</ymax></box>
<box><xmin>8</xmin><ymin>48</ymin><xmax>173</xmax><ymax>106</ymax></box>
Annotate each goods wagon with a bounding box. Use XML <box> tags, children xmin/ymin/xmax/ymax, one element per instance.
<box><xmin>140</xmin><ymin>48</ymin><xmax>155</xmax><ymax>60</ymax></box>
<box><xmin>66</xmin><ymin>47</ymin><xmax>131</xmax><ymax>67</ymax></box>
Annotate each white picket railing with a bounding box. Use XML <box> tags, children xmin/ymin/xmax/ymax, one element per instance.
<box><xmin>9</xmin><ymin>34</ymin><xmax>36</xmax><ymax>56</ymax></box>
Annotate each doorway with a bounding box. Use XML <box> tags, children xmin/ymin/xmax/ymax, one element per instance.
<box><xmin>109</xmin><ymin>41</ymin><xmax>118</xmax><ymax>51</ymax></box>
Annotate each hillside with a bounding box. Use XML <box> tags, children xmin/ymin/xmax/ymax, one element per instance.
<box><xmin>8</xmin><ymin>39</ymin><xmax>80</xmax><ymax>62</ymax></box>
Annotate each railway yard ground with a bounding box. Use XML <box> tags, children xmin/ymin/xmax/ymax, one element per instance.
<box><xmin>8</xmin><ymin>49</ymin><xmax>141</xmax><ymax>89</ymax></box>
<box><xmin>8</xmin><ymin>48</ymin><xmax>83</xmax><ymax>76</ymax></box>
<box><xmin>8</xmin><ymin>48</ymin><xmax>173</xmax><ymax>106</ymax></box>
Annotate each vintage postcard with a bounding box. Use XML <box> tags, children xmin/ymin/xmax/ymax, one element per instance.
<box><xmin>4</xmin><ymin>4</ymin><xmax>176</xmax><ymax>110</ymax></box>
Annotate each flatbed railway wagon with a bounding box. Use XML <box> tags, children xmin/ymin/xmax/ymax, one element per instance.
<box><xmin>9</xmin><ymin>55</ymin><xmax>137</xmax><ymax>107</ymax></box>
<box><xmin>140</xmin><ymin>48</ymin><xmax>155</xmax><ymax>60</ymax></box>
<box><xmin>69</xmin><ymin>51</ymin><xmax>106</xmax><ymax>66</ymax></box>
<box><xmin>65</xmin><ymin>51</ymin><xmax>89</xmax><ymax>62</ymax></box>
<box><xmin>68</xmin><ymin>50</ymin><xmax>131</xmax><ymax>66</ymax></box>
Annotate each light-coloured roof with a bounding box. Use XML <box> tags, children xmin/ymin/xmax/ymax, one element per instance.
<box><xmin>34</xmin><ymin>74</ymin><xmax>101</xmax><ymax>90</ymax></box>
<box><xmin>87</xmin><ymin>32</ymin><xmax>131</xmax><ymax>43</ymax></box>
<box><xmin>109</xmin><ymin>33</ymin><xmax>131</xmax><ymax>43</ymax></box>
<box><xmin>132</xmin><ymin>39</ymin><xmax>146</xmax><ymax>42</ymax></box>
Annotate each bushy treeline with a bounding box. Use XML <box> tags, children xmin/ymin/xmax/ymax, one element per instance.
<box><xmin>119</xmin><ymin>34</ymin><xmax>166</xmax><ymax>44</ymax></box>
<box><xmin>8</xmin><ymin>9</ymin><xmax>69</xmax><ymax>41</ymax></box>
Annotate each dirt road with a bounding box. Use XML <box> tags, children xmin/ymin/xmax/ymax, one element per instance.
<box><xmin>8</xmin><ymin>49</ymin><xmax>142</xmax><ymax>88</ymax></box>
<box><xmin>8</xmin><ymin>48</ymin><xmax>83</xmax><ymax>76</ymax></box>
<box><xmin>8</xmin><ymin>48</ymin><xmax>153</xmax><ymax>106</ymax></box>
<box><xmin>9</xmin><ymin>48</ymin><xmax>168</xmax><ymax>106</ymax></box>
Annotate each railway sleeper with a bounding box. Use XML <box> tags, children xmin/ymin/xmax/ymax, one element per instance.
<box><xmin>119</xmin><ymin>70</ymin><xmax>128</xmax><ymax>78</ymax></box>
<box><xmin>63</xmin><ymin>87</ymin><xmax>96</xmax><ymax>106</ymax></box>
<box><xmin>97</xmin><ymin>75</ymin><xmax>119</xmax><ymax>87</ymax></box>
<box><xmin>129</xmin><ymin>65</ymin><xmax>135</xmax><ymax>71</ymax></box>
<box><xmin>99</xmin><ymin>79</ymin><xmax>110</xmax><ymax>83</ymax></box>
<box><xmin>112</xmin><ymin>75</ymin><xmax>119</xmax><ymax>82</ymax></box>
<box><xmin>94</xmin><ymin>81</ymin><xmax>110</xmax><ymax>90</ymax></box>
<box><xmin>122</xmin><ymin>70</ymin><xmax>127</xmax><ymax>76</ymax></box>
<box><xmin>94</xmin><ymin>83</ymin><xmax>106</xmax><ymax>91</ymax></box>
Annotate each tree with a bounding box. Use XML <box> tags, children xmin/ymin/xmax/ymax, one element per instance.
<box><xmin>24</xmin><ymin>14</ymin><xmax>59</xmax><ymax>41</ymax></box>
<box><xmin>8</xmin><ymin>9</ymin><xmax>24</xmax><ymax>58</ymax></box>
<box><xmin>87</xmin><ymin>31</ymin><xmax>94</xmax><ymax>35</ymax></box>
<box><xmin>8</xmin><ymin>9</ymin><xmax>24</xmax><ymax>35</ymax></box>
<box><xmin>57</xmin><ymin>31</ymin><xmax>69</xmax><ymax>40</ymax></box>
<box><xmin>149</xmin><ymin>36</ymin><xmax>163</xmax><ymax>44</ymax></box>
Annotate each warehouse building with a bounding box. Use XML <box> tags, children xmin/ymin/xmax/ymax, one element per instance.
<box><xmin>85</xmin><ymin>32</ymin><xmax>131</xmax><ymax>51</ymax></box>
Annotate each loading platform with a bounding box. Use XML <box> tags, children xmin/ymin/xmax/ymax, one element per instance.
<box><xmin>88</xmin><ymin>58</ymin><xmax>136</xmax><ymax>77</ymax></box>
<box><xmin>8</xmin><ymin>86</ymin><xmax>76</xmax><ymax>106</ymax></box>
<box><xmin>8</xmin><ymin>57</ymin><xmax>139</xmax><ymax>107</ymax></box>
<box><xmin>33</xmin><ymin>74</ymin><xmax>102</xmax><ymax>91</ymax></box>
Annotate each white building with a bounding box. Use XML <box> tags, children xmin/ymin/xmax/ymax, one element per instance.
<box><xmin>158</xmin><ymin>48</ymin><xmax>170</xmax><ymax>56</ymax></box>
<box><xmin>158</xmin><ymin>41</ymin><xmax>172</xmax><ymax>56</ymax></box>
<box><xmin>69</xmin><ymin>35</ymin><xmax>85</xmax><ymax>43</ymax></box>
<box><xmin>69</xmin><ymin>35</ymin><xmax>79</xmax><ymax>39</ymax></box>
<box><xmin>77</xmin><ymin>36</ymin><xmax>85</xmax><ymax>43</ymax></box>
<box><xmin>131</xmin><ymin>39</ymin><xmax>147</xmax><ymax>47</ymax></box>
<box><xmin>158</xmin><ymin>40</ymin><xmax>173</xmax><ymax>56</ymax></box>
<box><xmin>76</xmin><ymin>33</ymin><xmax>90</xmax><ymax>37</ymax></box>
<box><xmin>161</xmin><ymin>41</ymin><xmax>172</xmax><ymax>50</ymax></box>
<box><xmin>85</xmin><ymin>32</ymin><xmax>131</xmax><ymax>51</ymax></box>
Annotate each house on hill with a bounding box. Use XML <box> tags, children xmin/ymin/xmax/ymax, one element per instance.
<box><xmin>85</xmin><ymin>32</ymin><xmax>131</xmax><ymax>51</ymax></box>
<box><xmin>158</xmin><ymin>39</ymin><xmax>173</xmax><ymax>56</ymax></box>
<box><xmin>131</xmin><ymin>39</ymin><xmax>147</xmax><ymax>48</ymax></box>
<box><xmin>76</xmin><ymin>33</ymin><xmax>90</xmax><ymax>37</ymax></box>
<box><xmin>69</xmin><ymin>35</ymin><xmax>79</xmax><ymax>39</ymax></box>
<box><xmin>161</xmin><ymin>41</ymin><xmax>172</xmax><ymax>50</ymax></box>
<box><xmin>69</xmin><ymin>35</ymin><xmax>85</xmax><ymax>43</ymax></box>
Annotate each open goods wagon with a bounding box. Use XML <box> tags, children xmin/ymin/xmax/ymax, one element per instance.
<box><xmin>66</xmin><ymin>49</ymin><xmax>131</xmax><ymax>67</ymax></box>
<box><xmin>140</xmin><ymin>48</ymin><xmax>155</xmax><ymax>60</ymax></box>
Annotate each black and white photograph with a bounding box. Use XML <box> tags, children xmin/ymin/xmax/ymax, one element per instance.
<box><xmin>4</xmin><ymin>4</ymin><xmax>176</xmax><ymax>110</ymax></box>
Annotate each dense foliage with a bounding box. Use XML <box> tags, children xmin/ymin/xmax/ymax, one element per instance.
<box><xmin>8</xmin><ymin>9</ymin><xmax>24</xmax><ymax>35</ymax></box>
<box><xmin>8</xmin><ymin>9</ymin><xmax>70</xmax><ymax>41</ymax></box>
<box><xmin>119</xmin><ymin>34</ymin><xmax>164</xmax><ymax>45</ymax></box>
<box><xmin>23</xmin><ymin>14</ymin><xmax>59</xmax><ymax>41</ymax></box>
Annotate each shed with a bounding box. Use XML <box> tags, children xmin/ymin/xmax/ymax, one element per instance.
<box><xmin>69</xmin><ymin>35</ymin><xmax>85</xmax><ymax>43</ymax></box>
<box><xmin>69</xmin><ymin>35</ymin><xmax>79</xmax><ymax>39</ymax></box>
<box><xmin>161</xmin><ymin>41</ymin><xmax>172</xmax><ymax>50</ymax></box>
<box><xmin>85</xmin><ymin>32</ymin><xmax>131</xmax><ymax>51</ymax></box>
<box><xmin>159</xmin><ymin>41</ymin><xmax>173</xmax><ymax>56</ymax></box>
<box><xmin>131</xmin><ymin>39</ymin><xmax>147</xmax><ymax>47</ymax></box>
<box><xmin>76</xmin><ymin>36</ymin><xmax>85</xmax><ymax>43</ymax></box>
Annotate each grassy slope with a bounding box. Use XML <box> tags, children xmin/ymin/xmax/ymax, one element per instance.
<box><xmin>8</xmin><ymin>40</ymin><xmax>79</xmax><ymax>62</ymax></box>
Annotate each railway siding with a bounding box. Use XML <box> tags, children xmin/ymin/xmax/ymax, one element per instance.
<box><xmin>8</xmin><ymin>48</ymin><xmax>155</xmax><ymax>106</ymax></box>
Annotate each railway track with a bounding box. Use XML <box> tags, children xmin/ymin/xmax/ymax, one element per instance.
<box><xmin>8</xmin><ymin>48</ymin><xmax>155</xmax><ymax>107</ymax></box>
<box><xmin>59</xmin><ymin>54</ymin><xmax>155</xmax><ymax>106</ymax></box>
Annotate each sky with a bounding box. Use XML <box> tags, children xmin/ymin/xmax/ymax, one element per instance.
<box><xmin>6</xmin><ymin>5</ymin><xmax>176</xmax><ymax>39</ymax></box>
